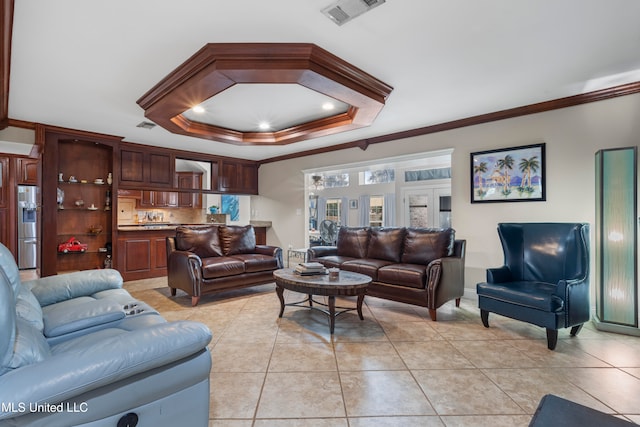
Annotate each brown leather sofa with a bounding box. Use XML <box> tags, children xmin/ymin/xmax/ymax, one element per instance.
<box><xmin>307</xmin><ymin>227</ymin><xmax>466</xmax><ymax>321</ymax></box>
<box><xmin>166</xmin><ymin>225</ymin><xmax>283</xmax><ymax>306</ymax></box>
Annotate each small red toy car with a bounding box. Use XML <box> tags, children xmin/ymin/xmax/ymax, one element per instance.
<box><xmin>58</xmin><ymin>237</ymin><xmax>88</xmax><ymax>253</ymax></box>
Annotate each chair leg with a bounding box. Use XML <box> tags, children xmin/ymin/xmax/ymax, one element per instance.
<box><xmin>570</xmin><ymin>324</ymin><xmax>584</xmax><ymax>336</ymax></box>
<box><xmin>480</xmin><ymin>309</ymin><xmax>489</xmax><ymax>328</ymax></box>
<box><xmin>546</xmin><ymin>328</ymin><xmax>558</xmax><ymax>350</ymax></box>
<box><xmin>455</xmin><ymin>297</ymin><xmax>461</xmax><ymax>307</ymax></box>
<box><xmin>170</xmin><ymin>287</ymin><xmax>177</xmax><ymax>296</ymax></box>
<box><xmin>428</xmin><ymin>309</ymin><xmax>437</xmax><ymax>321</ymax></box>
<box><xmin>191</xmin><ymin>296</ymin><xmax>200</xmax><ymax>307</ymax></box>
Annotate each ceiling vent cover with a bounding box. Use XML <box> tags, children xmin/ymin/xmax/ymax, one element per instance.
<box><xmin>136</xmin><ymin>121</ymin><xmax>156</xmax><ymax>129</ymax></box>
<box><xmin>321</xmin><ymin>0</ymin><xmax>385</xmax><ymax>26</ymax></box>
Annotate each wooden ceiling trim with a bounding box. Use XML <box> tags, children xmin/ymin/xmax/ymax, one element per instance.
<box><xmin>259</xmin><ymin>80</ymin><xmax>640</xmax><ymax>164</ymax></box>
<box><xmin>137</xmin><ymin>43</ymin><xmax>393</xmax><ymax>146</ymax></box>
<box><xmin>0</xmin><ymin>0</ymin><xmax>14</xmax><ymax>129</ymax></box>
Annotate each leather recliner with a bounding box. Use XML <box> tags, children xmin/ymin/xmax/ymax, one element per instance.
<box><xmin>0</xmin><ymin>243</ymin><xmax>213</xmax><ymax>426</ymax></box>
<box><xmin>476</xmin><ymin>223</ymin><xmax>590</xmax><ymax>350</ymax></box>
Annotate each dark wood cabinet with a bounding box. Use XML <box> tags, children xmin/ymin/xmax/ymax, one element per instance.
<box><xmin>40</xmin><ymin>127</ymin><xmax>119</xmax><ymax>277</ymax></box>
<box><xmin>0</xmin><ymin>157</ymin><xmax>7</xmax><ymax>208</ymax></box>
<box><xmin>176</xmin><ymin>171</ymin><xmax>203</xmax><ymax>207</ymax></box>
<box><xmin>219</xmin><ymin>161</ymin><xmax>258</xmax><ymax>194</ymax></box>
<box><xmin>0</xmin><ymin>209</ymin><xmax>8</xmax><ymax>250</ymax></box>
<box><xmin>120</xmin><ymin>147</ymin><xmax>172</xmax><ymax>188</ymax></box>
<box><xmin>16</xmin><ymin>157</ymin><xmax>39</xmax><ymax>185</ymax></box>
<box><xmin>139</xmin><ymin>190</ymin><xmax>178</xmax><ymax>208</ymax></box>
<box><xmin>116</xmin><ymin>229</ymin><xmax>173</xmax><ymax>281</ymax></box>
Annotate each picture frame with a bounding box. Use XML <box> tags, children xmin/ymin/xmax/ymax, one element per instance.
<box><xmin>349</xmin><ymin>199</ymin><xmax>358</xmax><ymax>209</ymax></box>
<box><xmin>470</xmin><ymin>143</ymin><xmax>546</xmax><ymax>203</ymax></box>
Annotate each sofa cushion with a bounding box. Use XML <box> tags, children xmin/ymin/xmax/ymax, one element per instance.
<box><xmin>314</xmin><ymin>256</ymin><xmax>355</xmax><ymax>269</ymax></box>
<box><xmin>220</xmin><ymin>225</ymin><xmax>256</xmax><ymax>256</ymax></box>
<box><xmin>477</xmin><ymin>281</ymin><xmax>564</xmax><ymax>312</ymax></box>
<box><xmin>377</xmin><ymin>263</ymin><xmax>427</xmax><ymax>289</ymax></box>
<box><xmin>341</xmin><ymin>258</ymin><xmax>395</xmax><ymax>281</ymax></box>
<box><xmin>201</xmin><ymin>257</ymin><xmax>246</xmax><ymax>279</ymax></box>
<box><xmin>401</xmin><ymin>228</ymin><xmax>455</xmax><ymax>265</ymax></box>
<box><xmin>175</xmin><ymin>226</ymin><xmax>223</xmax><ymax>258</ymax></box>
<box><xmin>367</xmin><ymin>228</ymin><xmax>405</xmax><ymax>262</ymax></box>
<box><xmin>230</xmin><ymin>254</ymin><xmax>279</xmax><ymax>273</ymax></box>
<box><xmin>336</xmin><ymin>227</ymin><xmax>370</xmax><ymax>259</ymax></box>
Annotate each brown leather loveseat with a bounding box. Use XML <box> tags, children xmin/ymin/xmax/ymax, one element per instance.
<box><xmin>166</xmin><ymin>225</ymin><xmax>283</xmax><ymax>306</ymax></box>
<box><xmin>308</xmin><ymin>227</ymin><xmax>465</xmax><ymax>321</ymax></box>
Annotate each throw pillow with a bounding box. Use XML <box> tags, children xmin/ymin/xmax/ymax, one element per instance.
<box><xmin>175</xmin><ymin>226</ymin><xmax>223</xmax><ymax>258</ymax></box>
<box><xmin>336</xmin><ymin>227</ymin><xmax>370</xmax><ymax>258</ymax></box>
<box><xmin>220</xmin><ymin>225</ymin><xmax>256</xmax><ymax>255</ymax></box>
<box><xmin>402</xmin><ymin>228</ymin><xmax>455</xmax><ymax>265</ymax></box>
<box><xmin>367</xmin><ymin>228</ymin><xmax>405</xmax><ymax>262</ymax></box>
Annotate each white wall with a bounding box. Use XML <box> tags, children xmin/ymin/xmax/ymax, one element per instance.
<box><xmin>256</xmin><ymin>92</ymin><xmax>640</xmax><ymax>289</ymax></box>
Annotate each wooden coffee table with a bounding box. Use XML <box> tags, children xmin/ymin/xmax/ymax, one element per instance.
<box><xmin>273</xmin><ymin>268</ymin><xmax>371</xmax><ymax>334</ymax></box>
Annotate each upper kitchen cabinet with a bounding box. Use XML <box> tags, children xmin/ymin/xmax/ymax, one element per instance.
<box><xmin>120</xmin><ymin>145</ymin><xmax>173</xmax><ymax>188</ymax></box>
<box><xmin>176</xmin><ymin>172</ymin><xmax>203</xmax><ymax>207</ymax></box>
<box><xmin>16</xmin><ymin>157</ymin><xmax>39</xmax><ymax>185</ymax></box>
<box><xmin>219</xmin><ymin>160</ymin><xmax>258</xmax><ymax>195</ymax></box>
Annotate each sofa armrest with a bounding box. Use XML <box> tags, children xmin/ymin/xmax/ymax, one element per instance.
<box><xmin>425</xmin><ymin>255</ymin><xmax>465</xmax><ymax>309</ymax></box>
<box><xmin>255</xmin><ymin>245</ymin><xmax>284</xmax><ymax>268</ymax></box>
<box><xmin>487</xmin><ymin>266</ymin><xmax>513</xmax><ymax>283</ymax></box>
<box><xmin>0</xmin><ymin>321</ymin><xmax>212</xmax><ymax>416</ymax></box>
<box><xmin>307</xmin><ymin>246</ymin><xmax>337</xmax><ymax>260</ymax></box>
<box><xmin>43</xmin><ymin>299</ymin><xmax>126</xmax><ymax>338</ymax></box>
<box><xmin>23</xmin><ymin>270</ymin><xmax>124</xmax><ymax>308</ymax></box>
<box><xmin>167</xmin><ymin>250</ymin><xmax>203</xmax><ymax>295</ymax></box>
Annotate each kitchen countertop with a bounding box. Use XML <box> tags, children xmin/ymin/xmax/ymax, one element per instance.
<box><xmin>117</xmin><ymin>222</ymin><xmax>270</xmax><ymax>231</ymax></box>
<box><xmin>249</xmin><ymin>220</ymin><xmax>272</xmax><ymax>228</ymax></box>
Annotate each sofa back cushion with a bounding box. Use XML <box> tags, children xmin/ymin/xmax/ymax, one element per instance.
<box><xmin>175</xmin><ymin>226</ymin><xmax>223</xmax><ymax>258</ymax></box>
<box><xmin>220</xmin><ymin>225</ymin><xmax>256</xmax><ymax>256</ymax></box>
<box><xmin>336</xmin><ymin>227</ymin><xmax>370</xmax><ymax>259</ymax></box>
<box><xmin>367</xmin><ymin>228</ymin><xmax>405</xmax><ymax>262</ymax></box>
<box><xmin>402</xmin><ymin>228</ymin><xmax>455</xmax><ymax>265</ymax></box>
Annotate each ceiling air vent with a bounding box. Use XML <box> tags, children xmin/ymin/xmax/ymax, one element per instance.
<box><xmin>321</xmin><ymin>0</ymin><xmax>386</xmax><ymax>26</ymax></box>
<box><xmin>136</xmin><ymin>121</ymin><xmax>156</xmax><ymax>130</ymax></box>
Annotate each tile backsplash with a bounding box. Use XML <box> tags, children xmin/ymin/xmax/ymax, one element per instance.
<box><xmin>117</xmin><ymin>198</ymin><xmax>223</xmax><ymax>225</ymax></box>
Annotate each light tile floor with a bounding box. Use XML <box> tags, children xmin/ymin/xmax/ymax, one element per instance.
<box><xmin>123</xmin><ymin>277</ymin><xmax>640</xmax><ymax>426</ymax></box>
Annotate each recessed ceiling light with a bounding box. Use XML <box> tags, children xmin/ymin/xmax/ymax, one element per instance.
<box><xmin>258</xmin><ymin>121</ymin><xmax>271</xmax><ymax>130</ymax></box>
<box><xmin>322</xmin><ymin>102</ymin><xmax>335</xmax><ymax>111</ymax></box>
<box><xmin>192</xmin><ymin>105</ymin><xmax>205</xmax><ymax>114</ymax></box>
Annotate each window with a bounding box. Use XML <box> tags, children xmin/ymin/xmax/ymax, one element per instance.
<box><xmin>325</xmin><ymin>199</ymin><xmax>342</xmax><ymax>225</ymax></box>
<box><xmin>360</xmin><ymin>168</ymin><xmax>395</xmax><ymax>185</ymax></box>
<box><xmin>324</xmin><ymin>173</ymin><xmax>349</xmax><ymax>188</ymax></box>
<box><xmin>369</xmin><ymin>196</ymin><xmax>384</xmax><ymax>226</ymax></box>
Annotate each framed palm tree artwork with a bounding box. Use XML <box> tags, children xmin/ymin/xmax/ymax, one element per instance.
<box><xmin>470</xmin><ymin>143</ymin><xmax>546</xmax><ymax>203</ymax></box>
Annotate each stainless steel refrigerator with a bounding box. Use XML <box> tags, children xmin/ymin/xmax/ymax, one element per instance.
<box><xmin>17</xmin><ymin>185</ymin><xmax>39</xmax><ymax>269</ymax></box>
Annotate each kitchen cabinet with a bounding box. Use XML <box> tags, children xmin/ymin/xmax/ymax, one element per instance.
<box><xmin>0</xmin><ymin>157</ymin><xmax>7</xmax><ymax>208</ymax></box>
<box><xmin>120</xmin><ymin>146</ymin><xmax>172</xmax><ymax>188</ymax></box>
<box><xmin>0</xmin><ymin>209</ymin><xmax>8</xmax><ymax>250</ymax></box>
<box><xmin>116</xmin><ymin>229</ymin><xmax>173</xmax><ymax>281</ymax></box>
<box><xmin>176</xmin><ymin>171</ymin><xmax>203</xmax><ymax>207</ymax></box>
<box><xmin>139</xmin><ymin>190</ymin><xmax>178</xmax><ymax>208</ymax></box>
<box><xmin>219</xmin><ymin>161</ymin><xmax>258</xmax><ymax>194</ymax></box>
<box><xmin>16</xmin><ymin>157</ymin><xmax>39</xmax><ymax>185</ymax></box>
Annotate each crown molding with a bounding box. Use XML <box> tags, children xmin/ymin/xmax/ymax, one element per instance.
<box><xmin>260</xmin><ymin>81</ymin><xmax>640</xmax><ymax>165</ymax></box>
<box><xmin>137</xmin><ymin>43</ymin><xmax>393</xmax><ymax>146</ymax></box>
